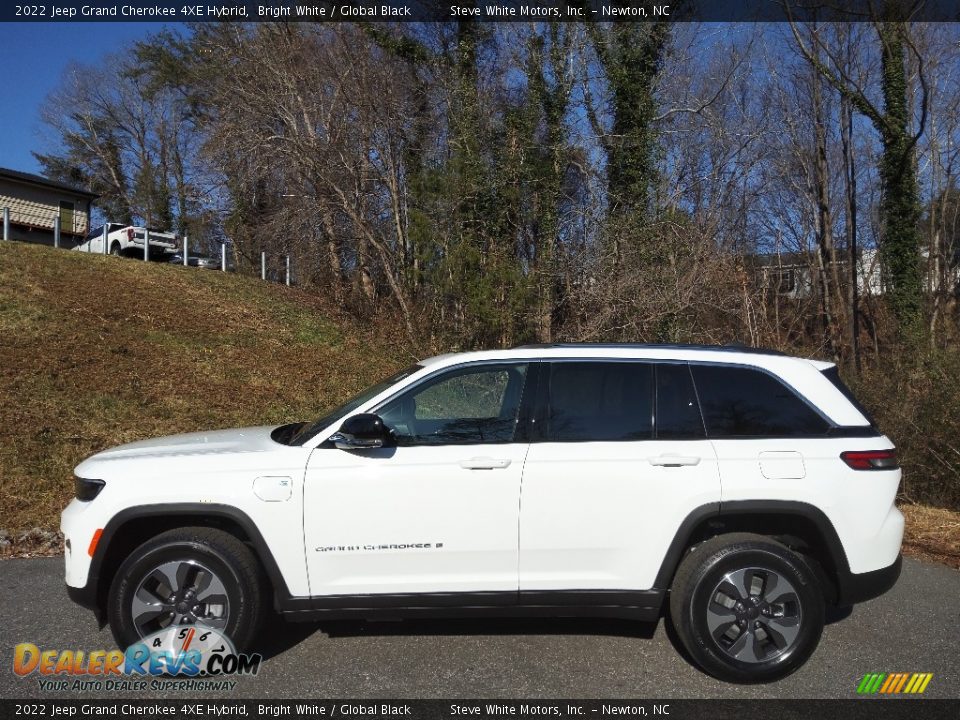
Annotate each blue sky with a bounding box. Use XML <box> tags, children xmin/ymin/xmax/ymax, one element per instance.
<box><xmin>0</xmin><ymin>22</ymin><xmax>183</xmax><ymax>174</ymax></box>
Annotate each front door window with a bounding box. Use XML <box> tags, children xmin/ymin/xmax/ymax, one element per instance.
<box><xmin>378</xmin><ymin>363</ymin><xmax>529</xmax><ymax>445</ymax></box>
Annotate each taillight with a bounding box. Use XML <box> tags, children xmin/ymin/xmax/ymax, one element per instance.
<box><xmin>840</xmin><ymin>449</ymin><xmax>899</xmax><ymax>470</ymax></box>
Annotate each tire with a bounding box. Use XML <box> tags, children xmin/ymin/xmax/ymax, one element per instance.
<box><xmin>107</xmin><ymin>527</ymin><xmax>267</xmax><ymax>652</ymax></box>
<box><xmin>110</xmin><ymin>242</ymin><xmax>122</xmax><ymax>256</ymax></box>
<box><xmin>669</xmin><ymin>533</ymin><xmax>824</xmax><ymax>683</ymax></box>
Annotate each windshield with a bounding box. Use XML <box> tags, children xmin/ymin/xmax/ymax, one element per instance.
<box><xmin>290</xmin><ymin>364</ymin><xmax>423</xmax><ymax>445</ymax></box>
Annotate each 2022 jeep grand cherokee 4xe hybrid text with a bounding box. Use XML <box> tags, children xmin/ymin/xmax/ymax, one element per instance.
<box><xmin>61</xmin><ymin>344</ymin><xmax>903</xmax><ymax>683</ymax></box>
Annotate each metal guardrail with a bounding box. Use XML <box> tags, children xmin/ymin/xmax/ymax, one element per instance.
<box><xmin>2</xmin><ymin>206</ymin><xmax>295</xmax><ymax>286</ymax></box>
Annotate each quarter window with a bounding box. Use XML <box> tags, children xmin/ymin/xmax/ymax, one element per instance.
<box><xmin>690</xmin><ymin>365</ymin><xmax>829</xmax><ymax>437</ymax></box>
<box><xmin>656</xmin><ymin>364</ymin><xmax>705</xmax><ymax>439</ymax></box>
<box><xmin>545</xmin><ymin>362</ymin><xmax>653</xmax><ymax>442</ymax></box>
<box><xmin>378</xmin><ymin>363</ymin><xmax>529</xmax><ymax>446</ymax></box>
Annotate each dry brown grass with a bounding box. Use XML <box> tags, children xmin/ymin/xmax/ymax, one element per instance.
<box><xmin>899</xmin><ymin>503</ymin><xmax>960</xmax><ymax>569</ymax></box>
<box><xmin>2</xmin><ymin>242</ymin><xmax>958</xmax><ymax>571</ymax></box>
<box><xmin>0</xmin><ymin>242</ymin><xmax>414</xmax><ymax>537</ymax></box>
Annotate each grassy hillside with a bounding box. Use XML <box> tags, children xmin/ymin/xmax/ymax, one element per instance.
<box><xmin>0</xmin><ymin>242</ymin><xmax>409</xmax><ymax>539</ymax></box>
<box><xmin>0</xmin><ymin>242</ymin><xmax>956</xmax><ymax>567</ymax></box>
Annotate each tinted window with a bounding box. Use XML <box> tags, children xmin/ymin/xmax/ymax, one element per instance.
<box><xmin>691</xmin><ymin>365</ymin><xmax>829</xmax><ymax>437</ymax></box>
<box><xmin>656</xmin><ymin>364</ymin><xmax>705</xmax><ymax>439</ymax></box>
<box><xmin>821</xmin><ymin>366</ymin><xmax>876</xmax><ymax>425</ymax></box>
<box><xmin>378</xmin><ymin>363</ymin><xmax>528</xmax><ymax>446</ymax></box>
<box><xmin>545</xmin><ymin>362</ymin><xmax>653</xmax><ymax>442</ymax></box>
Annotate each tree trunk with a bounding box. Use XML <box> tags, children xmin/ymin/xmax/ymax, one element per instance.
<box><xmin>811</xmin><ymin>61</ymin><xmax>841</xmax><ymax>362</ymax></box>
<box><xmin>840</xmin><ymin>87</ymin><xmax>861</xmax><ymax>373</ymax></box>
<box><xmin>877</xmin><ymin>21</ymin><xmax>924</xmax><ymax>338</ymax></box>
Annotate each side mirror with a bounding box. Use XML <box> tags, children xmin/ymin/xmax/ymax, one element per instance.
<box><xmin>332</xmin><ymin>413</ymin><xmax>390</xmax><ymax>450</ymax></box>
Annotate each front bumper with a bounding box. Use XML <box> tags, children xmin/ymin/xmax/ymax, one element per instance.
<box><xmin>66</xmin><ymin>568</ymin><xmax>106</xmax><ymax>627</ymax></box>
<box><xmin>66</xmin><ymin>581</ymin><xmax>100</xmax><ymax>615</ymax></box>
<box><xmin>835</xmin><ymin>553</ymin><xmax>902</xmax><ymax>606</ymax></box>
<box><xmin>61</xmin><ymin>497</ymin><xmax>110</xmax><ymax>624</ymax></box>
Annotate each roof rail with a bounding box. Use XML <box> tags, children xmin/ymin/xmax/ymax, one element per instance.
<box><xmin>511</xmin><ymin>342</ymin><xmax>787</xmax><ymax>357</ymax></box>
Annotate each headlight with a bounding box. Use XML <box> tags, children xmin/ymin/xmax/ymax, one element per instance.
<box><xmin>74</xmin><ymin>477</ymin><xmax>105</xmax><ymax>502</ymax></box>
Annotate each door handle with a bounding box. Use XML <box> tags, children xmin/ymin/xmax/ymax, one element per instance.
<box><xmin>459</xmin><ymin>457</ymin><xmax>512</xmax><ymax>470</ymax></box>
<box><xmin>649</xmin><ymin>455</ymin><xmax>701</xmax><ymax>467</ymax></box>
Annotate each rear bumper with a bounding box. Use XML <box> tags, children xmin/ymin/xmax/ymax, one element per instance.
<box><xmin>131</xmin><ymin>239</ymin><xmax>176</xmax><ymax>248</ymax></box>
<box><xmin>835</xmin><ymin>553</ymin><xmax>902</xmax><ymax>606</ymax></box>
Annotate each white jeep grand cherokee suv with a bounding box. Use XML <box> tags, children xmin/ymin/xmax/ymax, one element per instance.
<box><xmin>62</xmin><ymin>344</ymin><xmax>903</xmax><ymax>683</ymax></box>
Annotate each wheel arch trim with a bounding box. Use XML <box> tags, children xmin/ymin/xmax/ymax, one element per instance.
<box><xmin>83</xmin><ymin>503</ymin><xmax>291</xmax><ymax>616</ymax></box>
<box><xmin>654</xmin><ymin>500</ymin><xmax>854</xmax><ymax>599</ymax></box>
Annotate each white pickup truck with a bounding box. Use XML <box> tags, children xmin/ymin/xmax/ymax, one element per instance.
<box><xmin>73</xmin><ymin>223</ymin><xmax>178</xmax><ymax>259</ymax></box>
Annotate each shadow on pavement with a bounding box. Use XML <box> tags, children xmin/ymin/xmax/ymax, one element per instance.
<box><xmin>254</xmin><ymin>605</ymin><xmax>853</xmax><ymax>664</ymax></box>
<box><xmin>254</xmin><ymin>615</ymin><xmax>659</xmax><ymax>661</ymax></box>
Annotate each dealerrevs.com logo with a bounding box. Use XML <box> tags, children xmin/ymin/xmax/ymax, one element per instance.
<box><xmin>13</xmin><ymin>624</ymin><xmax>261</xmax><ymax>692</ymax></box>
<box><xmin>857</xmin><ymin>673</ymin><xmax>934</xmax><ymax>695</ymax></box>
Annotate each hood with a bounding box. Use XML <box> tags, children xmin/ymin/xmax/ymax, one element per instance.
<box><xmin>75</xmin><ymin>425</ymin><xmax>280</xmax><ymax>474</ymax></box>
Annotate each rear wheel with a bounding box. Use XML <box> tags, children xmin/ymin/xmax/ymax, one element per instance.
<box><xmin>109</xmin><ymin>241</ymin><xmax>122</xmax><ymax>256</ymax></box>
<box><xmin>669</xmin><ymin>533</ymin><xmax>824</xmax><ymax>683</ymax></box>
<box><xmin>107</xmin><ymin>527</ymin><xmax>267</xmax><ymax>652</ymax></box>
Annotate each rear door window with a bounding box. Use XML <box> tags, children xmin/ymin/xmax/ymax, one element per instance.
<box><xmin>655</xmin><ymin>364</ymin><xmax>705</xmax><ymax>439</ymax></box>
<box><xmin>690</xmin><ymin>365</ymin><xmax>829</xmax><ymax>437</ymax></box>
<box><xmin>544</xmin><ymin>362</ymin><xmax>653</xmax><ymax>442</ymax></box>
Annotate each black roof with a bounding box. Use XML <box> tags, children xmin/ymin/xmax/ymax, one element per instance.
<box><xmin>0</xmin><ymin>167</ymin><xmax>98</xmax><ymax>198</ymax></box>
<box><xmin>513</xmin><ymin>342</ymin><xmax>787</xmax><ymax>357</ymax></box>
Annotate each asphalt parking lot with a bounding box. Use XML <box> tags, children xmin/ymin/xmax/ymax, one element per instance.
<box><xmin>0</xmin><ymin>556</ymin><xmax>957</xmax><ymax>699</ymax></box>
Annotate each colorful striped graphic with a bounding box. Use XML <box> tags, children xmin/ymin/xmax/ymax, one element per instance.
<box><xmin>857</xmin><ymin>672</ymin><xmax>934</xmax><ymax>694</ymax></box>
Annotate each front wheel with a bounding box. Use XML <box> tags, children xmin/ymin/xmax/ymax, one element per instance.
<box><xmin>107</xmin><ymin>527</ymin><xmax>267</xmax><ymax>652</ymax></box>
<box><xmin>669</xmin><ymin>533</ymin><xmax>824</xmax><ymax>683</ymax></box>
